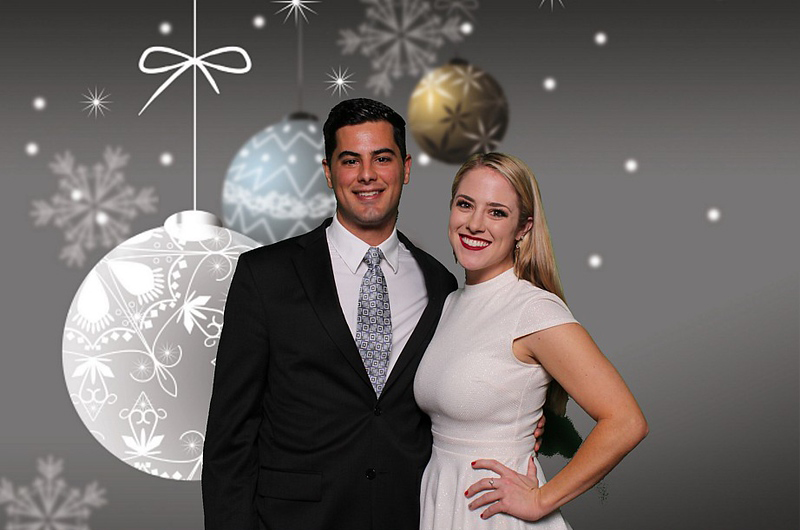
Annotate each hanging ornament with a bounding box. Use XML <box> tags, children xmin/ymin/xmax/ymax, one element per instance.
<box><xmin>63</xmin><ymin>211</ymin><xmax>258</xmax><ymax>480</ymax></box>
<box><xmin>60</xmin><ymin>0</ymin><xmax>255</xmax><ymax>481</ymax></box>
<box><xmin>222</xmin><ymin>1</ymin><xmax>335</xmax><ymax>244</ymax></box>
<box><xmin>222</xmin><ymin>112</ymin><xmax>334</xmax><ymax>244</ymax></box>
<box><xmin>407</xmin><ymin>58</ymin><xmax>509</xmax><ymax>165</ymax></box>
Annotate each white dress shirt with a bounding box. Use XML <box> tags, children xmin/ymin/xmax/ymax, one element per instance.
<box><xmin>326</xmin><ymin>215</ymin><xmax>428</xmax><ymax>377</ymax></box>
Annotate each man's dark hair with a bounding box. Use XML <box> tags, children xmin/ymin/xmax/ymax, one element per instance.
<box><xmin>323</xmin><ymin>98</ymin><xmax>407</xmax><ymax>163</ymax></box>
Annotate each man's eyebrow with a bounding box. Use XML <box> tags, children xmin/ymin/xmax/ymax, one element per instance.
<box><xmin>336</xmin><ymin>147</ymin><xmax>398</xmax><ymax>160</ymax></box>
<box><xmin>371</xmin><ymin>148</ymin><xmax>397</xmax><ymax>157</ymax></box>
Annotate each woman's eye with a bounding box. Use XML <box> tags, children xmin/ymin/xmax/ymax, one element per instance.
<box><xmin>456</xmin><ymin>200</ymin><xmax>471</xmax><ymax>209</ymax></box>
<box><xmin>490</xmin><ymin>209</ymin><xmax>508</xmax><ymax>218</ymax></box>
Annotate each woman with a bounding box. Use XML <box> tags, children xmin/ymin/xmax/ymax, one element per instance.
<box><xmin>414</xmin><ymin>153</ymin><xmax>648</xmax><ymax>529</ymax></box>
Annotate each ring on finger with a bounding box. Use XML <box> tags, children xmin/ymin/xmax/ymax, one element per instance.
<box><xmin>489</xmin><ymin>479</ymin><xmax>495</xmax><ymax>488</ymax></box>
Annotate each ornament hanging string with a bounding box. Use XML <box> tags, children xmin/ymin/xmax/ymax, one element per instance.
<box><xmin>272</xmin><ymin>0</ymin><xmax>320</xmax><ymax>111</ymax></box>
<box><xmin>138</xmin><ymin>0</ymin><xmax>252</xmax><ymax>210</ymax></box>
<box><xmin>297</xmin><ymin>21</ymin><xmax>303</xmax><ymax>110</ymax></box>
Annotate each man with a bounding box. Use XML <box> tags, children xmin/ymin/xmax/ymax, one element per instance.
<box><xmin>202</xmin><ymin>98</ymin><xmax>458</xmax><ymax>530</ymax></box>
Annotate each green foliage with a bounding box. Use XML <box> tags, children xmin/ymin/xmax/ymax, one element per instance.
<box><xmin>537</xmin><ymin>408</ymin><xmax>583</xmax><ymax>458</ymax></box>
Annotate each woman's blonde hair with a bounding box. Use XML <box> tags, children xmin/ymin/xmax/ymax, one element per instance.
<box><xmin>451</xmin><ymin>152</ymin><xmax>570</xmax><ymax>415</ymax></box>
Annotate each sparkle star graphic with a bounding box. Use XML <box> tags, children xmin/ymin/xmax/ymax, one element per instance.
<box><xmin>81</xmin><ymin>87</ymin><xmax>112</xmax><ymax>118</ymax></box>
<box><xmin>273</xmin><ymin>0</ymin><xmax>320</xmax><ymax>24</ymax></box>
<box><xmin>326</xmin><ymin>66</ymin><xmax>356</xmax><ymax>97</ymax></box>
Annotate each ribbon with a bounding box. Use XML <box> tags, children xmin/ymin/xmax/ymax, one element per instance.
<box><xmin>138</xmin><ymin>46</ymin><xmax>252</xmax><ymax>115</ymax></box>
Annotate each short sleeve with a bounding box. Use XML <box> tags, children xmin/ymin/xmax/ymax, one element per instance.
<box><xmin>513</xmin><ymin>292</ymin><xmax>578</xmax><ymax>340</ymax></box>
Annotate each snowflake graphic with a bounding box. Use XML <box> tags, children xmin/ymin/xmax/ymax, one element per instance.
<box><xmin>434</xmin><ymin>0</ymin><xmax>479</xmax><ymax>19</ymax></box>
<box><xmin>0</xmin><ymin>456</ymin><xmax>106</xmax><ymax>530</ymax></box>
<box><xmin>31</xmin><ymin>147</ymin><xmax>158</xmax><ymax>267</ymax></box>
<box><xmin>338</xmin><ymin>0</ymin><xmax>465</xmax><ymax>96</ymax></box>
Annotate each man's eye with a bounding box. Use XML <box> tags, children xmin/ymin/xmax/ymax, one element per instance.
<box><xmin>343</xmin><ymin>159</ymin><xmax>358</xmax><ymax>165</ymax></box>
<box><xmin>376</xmin><ymin>156</ymin><xmax>391</xmax><ymax>163</ymax></box>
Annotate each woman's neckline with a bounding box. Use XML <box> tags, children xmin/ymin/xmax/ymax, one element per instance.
<box><xmin>461</xmin><ymin>267</ymin><xmax>518</xmax><ymax>298</ymax></box>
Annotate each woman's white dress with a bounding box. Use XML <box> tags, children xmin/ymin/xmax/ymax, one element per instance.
<box><xmin>414</xmin><ymin>268</ymin><xmax>577</xmax><ymax>530</ymax></box>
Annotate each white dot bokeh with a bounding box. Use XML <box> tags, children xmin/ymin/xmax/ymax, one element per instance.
<box><xmin>33</xmin><ymin>96</ymin><xmax>47</xmax><ymax>111</ymax></box>
<box><xmin>25</xmin><ymin>142</ymin><xmax>39</xmax><ymax>156</ymax></box>
<box><xmin>160</xmin><ymin>152</ymin><xmax>174</xmax><ymax>167</ymax></box>
<box><xmin>460</xmin><ymin>22</ymin><xmax>474</xmax><ymax>35</ymax></box>
<box><xmin>595</xmin><ymin>32</ymin><xmax>608</xmax><ymax>46</ymax></box>
<box><xmin>707</xmin><ymin>207</ymin><xmax>721</xmax><ymax>223</ymax></box>
<box><xmin>543</xmin><ymin>77</ymin><xmax>557</xmax><ymax>91</ymax></box>
<box><xmin>159</xmin><ymin>21</ymin><xmax>172</xmax><ymax>35</ymax></box>
<box><xmin>588</xmin><ymin>254</ymin><xmax>603</xmax><ymax>269</ymax></box>
<box><xmin>253</xmin><ymin>14</ymin><xmax>266</xmax><ymax>29</ymax></box>
<box><xmin>625</xmin><ymin>159</ymin><xmax>639</xmax><ymax>173</ymax></box>
<box><xmin>418</xmin><ymin>152</ymin><xmax>431</xmax><ymax>166</ymax></box>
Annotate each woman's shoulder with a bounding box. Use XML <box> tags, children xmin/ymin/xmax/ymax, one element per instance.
<box><xmin>511</xmin><ymin>280</ymin><xmax>578</xmax><ymax>337</ymax></box>
<box><xmin>510</xmin><ymin>277</ymin><xmax>567</xmax><ymax>306</ymax></box>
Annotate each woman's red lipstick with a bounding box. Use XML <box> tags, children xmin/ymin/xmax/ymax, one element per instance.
<box><xmin>459</xmin><ymin>234</ymin><xmax>490</xmax><ymax>251</ymax></box>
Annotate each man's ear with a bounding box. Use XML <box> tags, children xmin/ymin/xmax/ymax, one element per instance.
<box><xmin>322</xmin><ymin>159</ymin><xmax>333</xmax><ymax>189</ymax></box>
<box><xmin>403</xmin><ymin>154</ymin><xmax>412</xmax><ymax>185</ymax></box>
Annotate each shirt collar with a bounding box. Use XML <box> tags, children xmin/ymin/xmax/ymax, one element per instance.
<box><xmin>327</xmin><ymin>215</ymin><xmax>400</xmax><ymax>274</ymax></box>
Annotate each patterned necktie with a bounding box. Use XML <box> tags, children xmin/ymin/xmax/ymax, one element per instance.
<box><xmin>356</xmin><ymin>247</ymin><xmax>393</xmax><ymax>396</ymax></box>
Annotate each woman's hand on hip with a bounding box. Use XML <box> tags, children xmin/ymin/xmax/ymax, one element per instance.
<box><xmin>465</xmin><ymin>456</ymin><xmax>550</xmax><ymax>521</ymax></box>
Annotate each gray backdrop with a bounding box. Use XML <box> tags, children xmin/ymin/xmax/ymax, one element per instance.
<box><xmin>1</xmin><ymin>0</ymin><xmax>797</xmax><ymax>528</ymax></box>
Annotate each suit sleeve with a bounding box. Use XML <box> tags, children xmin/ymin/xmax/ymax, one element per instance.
<box><xmin>202</xmin><ymin>252</ymin><xmax>268</xmax><ymax>530</ymax></box>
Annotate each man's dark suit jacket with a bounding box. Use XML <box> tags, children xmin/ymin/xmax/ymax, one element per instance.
<box><xmin>202</xmin><ymin>219</ymin><xmax>457</xmax><ymax>530</ymax></box>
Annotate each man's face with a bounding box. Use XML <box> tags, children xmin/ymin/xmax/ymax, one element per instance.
<box><xmin>323</xmin><ymin>121</ymin><xmax>411</xmax><ymax>240</ymax></box>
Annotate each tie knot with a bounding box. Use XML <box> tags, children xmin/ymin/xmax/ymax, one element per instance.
<box><xmin>363</xmin><ymin>247</ymin><xmax>384</xmax><ymax>268</ymax></box>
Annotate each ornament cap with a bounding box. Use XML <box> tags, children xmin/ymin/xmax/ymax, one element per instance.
<box><xmin>448</xmin><ymin>57</ymin><xmax>470</xmax><ymax>66</ymax></box>
<box><xmin>288</xmin><ymin>110</ymin><xmax>319</xmax><ymax>122</ymax></box>
<box><xmin>164</xmin><ymin>210</ymin><xmax>223</xmax><ymax>241</ymax></box>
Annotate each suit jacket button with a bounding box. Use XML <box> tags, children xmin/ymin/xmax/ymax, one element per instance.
<box><xmin>373</xmin><ymin>405</ymin><xmax>382</xmax><ymax>416</ymax></box>
<box><xmin>365</xmin><ymin>468</ymin><xmax>377</xmax><ymax>480</ymax></box>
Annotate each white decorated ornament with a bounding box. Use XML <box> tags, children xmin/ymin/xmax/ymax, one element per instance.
<box><xmin>62</xmin><ymin>211</ymin><xmax>258</xmax><ymax>480</ymax></box>
<box><xmin>222</xmin><ymin>112</ymin><xmax>335</xmax><ymax>244</ymax></box>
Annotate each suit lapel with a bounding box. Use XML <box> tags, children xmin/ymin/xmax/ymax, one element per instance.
<box><xmin>381</xmin><ymin>232</ymin><xmax>445</xmax><ymax>398</ymax></box>
<box><xmin>292</xmin><ymin>221</ymin><xmax>374</xmax><ymax>392</ymax></box>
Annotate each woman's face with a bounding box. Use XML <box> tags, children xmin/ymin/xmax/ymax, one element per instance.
<box><xmin>449</xmin><ymin>167</ymin><xmax>529</xmax><ymax>284</ymax></box>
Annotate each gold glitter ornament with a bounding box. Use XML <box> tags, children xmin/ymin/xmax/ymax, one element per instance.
<box><xmin>408</xmin><ymin>58</ymin><xmax>509</xmax><ymax>165</ymax></box>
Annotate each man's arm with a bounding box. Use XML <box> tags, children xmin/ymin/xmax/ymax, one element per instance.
<box><xmin>202</xmin><ymin>253</ymin><xmax>269</xmax><ymax>530</ymax></box>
